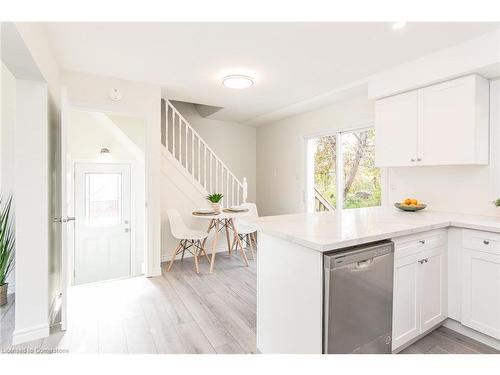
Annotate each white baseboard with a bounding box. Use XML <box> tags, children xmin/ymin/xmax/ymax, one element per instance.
<box><xmin>147</xmin><ymin>267</ymin><xmax>162</xmax><ymax>277</ymax></box>
<box><xmin>443</xmin><ymin>318</ymin><xmax>500</xmax><ymax>351</ymax></box>
<box><xmin>12</xmin><ymin>323</ymin><xmax>49</xmax><ymax>345</ymax></box>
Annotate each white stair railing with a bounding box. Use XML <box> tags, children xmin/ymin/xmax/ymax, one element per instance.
<box><xmin>162</xmin><ymin>100</ymin><xmax>247</xmax><ymax>206</ymax></box>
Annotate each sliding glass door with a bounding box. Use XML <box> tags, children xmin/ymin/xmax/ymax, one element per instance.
<box><xmin>308</xmin><ymin>128</ymin><xmax>381</xmax><ymax>212</ymax></box>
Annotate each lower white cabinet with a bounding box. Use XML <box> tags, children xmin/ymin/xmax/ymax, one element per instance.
<box><xmin>392</xmin><ymin>231</ymin><xmax>447</xmax><ymax>350</ymax></box>
<box><xmin>461</xmin><ymin>230</ymin><xmax>500</xmax><ymax>339</ymax></box>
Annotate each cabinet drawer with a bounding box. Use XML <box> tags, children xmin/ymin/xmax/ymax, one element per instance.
<box><xmin>393</xmin><ymin>230</ymin><xmax>447</xmax><ymax>260</ymax></box>
<box><xmin>463</xmin><ymin>229</ymin><xmax>500</xmax><ymax>255</ymax></box>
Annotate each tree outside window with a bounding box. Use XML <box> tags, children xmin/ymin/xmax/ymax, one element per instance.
<box><xmin>312</xmin><ymin>128</ymin><xmax>380</xmax><ymax>211</ymax></box>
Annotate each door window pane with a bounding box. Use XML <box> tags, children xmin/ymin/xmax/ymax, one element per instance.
<box><xmin>342</xmin><ymin>128</ymin><xmax>381</xmax><ymax>209</ymax></box>
<box><xmin>85</xmin><ymin>173</ymin><xmax>122</xmax><ymax>226</ymax></box>
<box><xmin>313</xmin><ymin>135</ymin><xmax>337</xmax><ymax>211</ymax></box>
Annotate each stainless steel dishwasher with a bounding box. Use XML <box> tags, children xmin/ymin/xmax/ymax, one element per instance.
<box><xmin>323</xmin><ymin>241</ymin><xmax>394</xmax><ymax>354</ymax></box>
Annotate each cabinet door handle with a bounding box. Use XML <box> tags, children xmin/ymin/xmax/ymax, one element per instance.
<box><xmin>483</xmin><ymin>240</ymin><xmax>490</xmax><ymax>245</ymax></box>
<box><xmin>417</xmin><ymin>158</ymin><xmax>422</xmax><ymax>162</ymax></box>
<box><xmin>410</xmin><ymin>158</ymin><xmax>416</xmax><ymax>162</ymax></box>
<box><xmin>418</xmin><ymin>259</ymin><xmax>424</xmax><ymax>264</ymax></box>
<box><xmin>419</xmin><ymin>240</ymin><xmax>426</xmax><ymax>244</ymax></box>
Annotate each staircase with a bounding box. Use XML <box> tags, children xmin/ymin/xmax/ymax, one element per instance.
<box><xmin>161</xmin><ymin>99</ymin><xmax>248</xmax><ymax>207</ymax></box>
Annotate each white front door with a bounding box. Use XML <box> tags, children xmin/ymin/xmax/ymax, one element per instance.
<box><xmin>74</xmin><ymin>163</ymin><xmax>131</xmax><ymax>285</ymax></box>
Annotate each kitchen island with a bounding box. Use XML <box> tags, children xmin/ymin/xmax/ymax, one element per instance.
<box><xmin>246</xmin><ymin>207</ymin><xmax>500</xmax><ymax>354</ymax></box>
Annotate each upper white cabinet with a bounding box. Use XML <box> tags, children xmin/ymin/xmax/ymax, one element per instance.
<box><xmin>375</xmin><ymin>75</ymin><xmax>490</xmax><ymax>167</ymax></box>
<box><xmin>375</xmin><ymin>90</ymin><xmax>419</xmax><ymax>167</ymax></box>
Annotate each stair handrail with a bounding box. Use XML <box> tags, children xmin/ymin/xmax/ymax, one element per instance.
<box><xmin>163</xmin><ymin>99</ymin><xmax>247</xmax><ymax>205</ymax></box>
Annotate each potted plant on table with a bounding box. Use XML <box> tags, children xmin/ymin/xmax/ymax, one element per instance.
<box><xmin>495</xmin><ymin>198</ymin><xmax>500</xmax><ymax>215</ymax></box>
<box><xmin>0</xmin><ymin>196</ymin><xmax>15</xmax><ymax>306</ymax></box>
<box><xmin>207</xmin><ymin>193</ymin><xmax>224</xmax><ymax>213</ymax></box>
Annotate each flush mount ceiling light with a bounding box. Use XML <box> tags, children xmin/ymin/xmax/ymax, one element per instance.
<box><xmin>392</xmin><ymin>22</ymin><xmax>407</xmax><ymax>30</ymax></box>
<box><xmin>222</xmin><ymin>75</ymin><xmax>254</xmax><ymax>89</ymax></box>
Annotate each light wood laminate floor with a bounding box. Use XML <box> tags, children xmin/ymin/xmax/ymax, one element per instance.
<box><xmin>1</xmin><ymin>253</ymin><xmax>498</xmax><ymax>354</ymax></box>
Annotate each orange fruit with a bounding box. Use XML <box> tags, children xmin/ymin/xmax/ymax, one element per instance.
<box><xmin>410</xmin><ymin>199</ymin><xmax>418</xmax><ymax>205</ymax></box>
<box><xmin>404</xmin><ymin>198</ymin><xmax>412</xmax><ymax>205</ymax></box>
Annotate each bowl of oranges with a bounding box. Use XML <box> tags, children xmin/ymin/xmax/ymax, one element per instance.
<box><xmin>394</xmin><ymin>198</ymin><xmax>427</xmax><ymax>212</ymax></box>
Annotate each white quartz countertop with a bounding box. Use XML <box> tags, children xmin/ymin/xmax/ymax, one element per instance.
<box><xmin>244</xmin><ymin>207</ymin><xmax>500</xmax><ymax>252</ymax></box>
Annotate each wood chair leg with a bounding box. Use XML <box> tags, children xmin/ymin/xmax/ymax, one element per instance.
<box><xmin>200</xmin><ymin>240</ymin><xmax>210</xmax><ymax>262</ymax></box>
<box><xmin>209</xmin><ymin>220</ymin><xmax>220</xmax><ymax>273</ymax></box>
<box><xmin>247</xmin><ymin>234</ymin><xmax>255</xmax><ymax>260</ymax></box>
<box><xmin>250</xmin><ymin>232</ymin><xmax>257</xmax><ymax>248</ymax></box>
<box><xmin>181</xmin><ymin>241</ymin><xmax>186</xmax><ymax>261</ymax></box>
<box><xmin>193</xmin><ymin>243</ymin><xmax>200</xmax><ymax>274</ymax></box>
<box><xmin>167</xmin><ymin>241</ymin><xmax>183</xmax><ymax>271</ymax></box>
<box><xmin>224</xmin><ymin>221</ymin><xmax>232</xmax><ymax>255</ymax></box>
<box><xmin>229</xmin><ymin>219</ymin><xmax>249</xmax><ymax>267</ymax></box>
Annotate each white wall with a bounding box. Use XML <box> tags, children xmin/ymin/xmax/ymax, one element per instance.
<box><xmin>2</xmin><ymin>22</ymin><xmax>62</xmax><ymax>344</ymax></box>
<box><xmin>0</xmin><ymin>63</ymin><xmax>16</xmax><ymax>197</ymax></box>
<box><xmin>1</xmin><ymin>62</ymin><xmax>16</xmax><ymax>292</ymax></box>
<box><xmin>368</xmin><ymin>29</ymin><xmax>500</xmax><ymax>99</ymax></box>
<box><xmin>13</xmin><ymin>23</ymin><xmax>63</xmax><ymax>322</ymax></box>
<box><xmin>14</xmin><ymin>80</ymin><xmax>50</xmax><ymax>344</ymax></box>
<box><xmin>256</xmin><ymin>96</ymin><xmax>374</xmax><ymax>216</ymax></box>
<box><xmin>67</xmin><ymin>109</ymin><xmax>146</xmax><ymax>276</ymax></box>
<box><xmin>387</xmin><ymin>78</ymin><xmax>500</xmax><ymax>217</ymax></box>
<box><xmin>170</xmin><ymin>100</ymin><xmax>257</xmax><ymax>202</ymax></box>
<box><xmin>62</xmin><ymin>70</ymin><xmax>162</xmax><ymax>276</ymax></box>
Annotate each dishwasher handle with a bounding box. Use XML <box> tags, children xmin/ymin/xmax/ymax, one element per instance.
<box><xmin>324</xmin><ymin>241</ymin><xmax>394</xmax><ymax>270</ymax></box>
<box><xmin>355</xmin><ymin>258</ymin><xmax>374</xmax><ymax>269</ymax></box>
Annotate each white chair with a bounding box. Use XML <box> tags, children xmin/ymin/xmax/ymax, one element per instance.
<box><xmin>166</xmin><ymin>209</ymin><xmax>210</xmax><ymax>274</ymax></box>
<box><xmin>231</xmin><ymin>202</ymin><xmax>259</xmax><ymax>259</ymax></box>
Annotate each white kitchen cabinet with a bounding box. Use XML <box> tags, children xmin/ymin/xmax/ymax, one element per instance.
<box><xmin>420</xmin><ymin>248</ymin><xmax>448</xmax><ymax>332</ymax></box>
<box><xmin>375</xmin><ymin>74</ymin><xmax>489</xmax><ymax>167</ymax></box>
<box><xmin>375</xmin><ymin>90</ymin><xmax>419</xmax><ymax>167</ymax></box>
<box><xmin>392</xmin><ymin>231</ymin><xmax>448</xmax><ymax>351</ymax></box>
<box><xmin>461</xmin><ymin>230</ymin><xmax>500</xmax><ymax>340</ymax></box>
<box><xmin>392</xmin><ymin>253</ymin><xmax>421</xmax><ymax>349</ymax></box>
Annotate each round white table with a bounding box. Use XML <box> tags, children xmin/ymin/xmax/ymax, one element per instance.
<box><xmin>192</xmin><ymin>210</ymin><xmax>251</xmax><ymax>273</ymax></box>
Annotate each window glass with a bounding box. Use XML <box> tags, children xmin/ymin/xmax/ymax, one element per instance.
<box><xmin>342</xmin><ymin>128</ymin><xmax>381</xmax><ymax>209</ymax></box>
<box><xmin>312</xmin><ymin>128</ymin><xmax>380</xmax><ymax>211</ymax></box>
<box><xmin>85</xmin><ymin>173</ymin><xmax>122</xmax><ymax>226</ymax></box>
<box><xmin>313</xmin><ymin>135</ymin><xmax>337</xmax><ymax>211</ymax></box>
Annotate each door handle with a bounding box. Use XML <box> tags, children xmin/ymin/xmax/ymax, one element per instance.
<box><xmin>53</xmin><ymin>217</ymin><xmax>75</xmax><ymax>223</ymax></box>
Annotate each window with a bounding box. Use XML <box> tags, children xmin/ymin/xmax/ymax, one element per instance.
<box><xmin>308</xmin><ymin>128</ymin><xmax>381</xmax><ymax>211</ymax></box>
<box><xmin>85</xmin><ymin>173</ymin><xmax>123</xmax><ymax>226</ymax></box>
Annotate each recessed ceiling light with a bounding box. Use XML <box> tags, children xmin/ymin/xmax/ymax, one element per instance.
<box><xmin>222</xmin><ymin>75</ymin><xmax>254</xmax><ymax>89</ymax></box>
<box><xmin>392</xmin><ymin>22</ymin><xmax>407</xmax><ymax>30</ymax></box>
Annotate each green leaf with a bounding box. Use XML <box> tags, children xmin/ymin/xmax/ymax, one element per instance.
<box><xmin>206</xmin><ymin>193</ymin><xmax>223</xmax><ymax>203</ymax></box>
<box><xmin>0</xmin><ymin>195</ymin><xmax>15</xmax><ymax>286</ymax></box>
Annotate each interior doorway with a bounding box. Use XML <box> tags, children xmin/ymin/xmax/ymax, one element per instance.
<box><xmin>65</xmin><ymin>108</ymin><xmax>146</xmax><ymax>287</ymax></box>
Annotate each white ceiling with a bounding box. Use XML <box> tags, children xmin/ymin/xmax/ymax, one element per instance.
<box><xmin>44</xmin><ymin>22</ymin><xmax>500</xmax><ymax>124</ymax></box>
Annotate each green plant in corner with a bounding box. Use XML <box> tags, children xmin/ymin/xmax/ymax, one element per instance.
<box><xmin>494</xmin><ymin>198</ymin><xmax>500</xmax><ymax>207</ymax></box>
<box><xmin>206</xmin><ymin>193</ymin><xmax>223</xmax><ymax>203</ymax></box>
<box><xmin>0</xmin><ymin>195</ymin><xmax>15</xmax><ymax>306</ymax></box>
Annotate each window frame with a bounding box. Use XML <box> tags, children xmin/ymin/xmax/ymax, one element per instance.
<box><xmin>305</xmin><ymin>125</ymin><xmax>382</xmax><ymax>212</ymax></box>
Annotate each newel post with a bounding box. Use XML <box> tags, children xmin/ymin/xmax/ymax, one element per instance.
<box><xmin>242</xmin><ymin>177</ymin><xmax>248</xmax><ymax>203</ymax></box>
